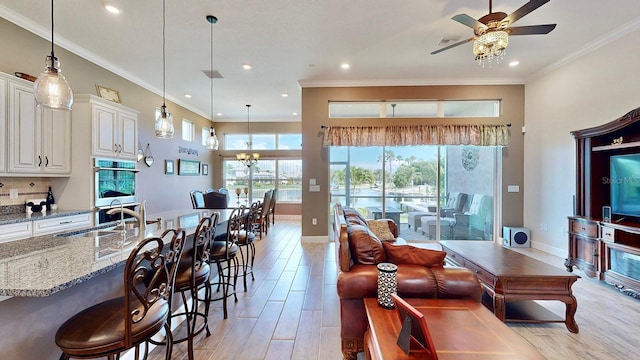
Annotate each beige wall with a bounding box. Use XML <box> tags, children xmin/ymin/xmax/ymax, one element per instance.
<box><xmin>524</xmin><ymin>28</ymin><xmax>640</xmax><ymax>256</ymax></box>
<box><xmin>301</xmin><ymin>85</ymin><xmax>525</xmax><ymax>241</ymax></box>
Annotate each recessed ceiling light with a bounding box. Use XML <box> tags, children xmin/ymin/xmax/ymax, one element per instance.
<box><xmin>341</xmin><ymin>63</ymin><xmax>350</xmax><ymax>70</ymax></box>
<box><xmin>216</xmin><ymin>113</ymin><xmax>222</xmax><ymax>117</ymax></box>
<box><xmin>104</xmin><ymin>4</ymin><xmax>121</xmax><ymax>14</ymax></box>
<box><xmin>242</xmin><ymin>64</ymin><xmax>252</xmax><ymax>70</ymax></box>
<box><xmin>292</xmin><ymin>112</ymin><xmax>298</xmax><ymax>116</ymax></box>
<box><xmin>281</xmin><ymin>93</ymin><xmax>288</xmax><ymax>97</ymax></box>
<box><xmin>184</xmin><ymin>94</ymin><xmax>192</xmax><ymax>98</ymax></box>
<box><xmin>509</xmin><ymin>61</ymin><xmax>520</xmax><ymax>67</ymax></box>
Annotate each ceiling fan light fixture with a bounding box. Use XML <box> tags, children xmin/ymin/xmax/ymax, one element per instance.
<box><xmin>473</xmin><ymin>30</ymin><xmax>509</xmax><ymax>66</ymax></box>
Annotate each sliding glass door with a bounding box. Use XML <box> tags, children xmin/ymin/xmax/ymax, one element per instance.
<box><xmin>330</xmin><ymin>145</ymin><xmax>499</xmax><ymax>241</ymax></box>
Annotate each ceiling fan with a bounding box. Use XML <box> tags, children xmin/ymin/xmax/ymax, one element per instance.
<box><xmin>431</xmin><ymin>0</ymin><xmax>556</xmax><ymax>64</ymax></box>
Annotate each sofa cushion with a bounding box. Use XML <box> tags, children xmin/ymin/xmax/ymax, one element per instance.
<box><xmin>343</xmin><ymin>207</ymin><xmax>368</xmax><ymax>226</ymax></box>
<box><xmin>366</xmin><ymin>220</ymin><xmax>395</xmax><ymax>241</ymax></box>
<box><xmin>347</xmin><ymin>224</ymin><xmax>387</xmax><ymax>264</ymax></box>
<box><xmin>382</xmin><ymin>242</ymin><xmax>446</xmax><ymax>268</ymax></box>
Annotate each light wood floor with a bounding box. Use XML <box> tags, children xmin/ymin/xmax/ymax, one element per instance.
<box><xmin>149</xmin><ymin>218</ymin><xmax>639</xmax><ymax>360</ymax></box>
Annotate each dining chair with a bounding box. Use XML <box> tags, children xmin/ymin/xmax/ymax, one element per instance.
<box><xmin>55</xmin><ymin>229</ymin><xmax>186</xmax><ymax>360</ymax></box>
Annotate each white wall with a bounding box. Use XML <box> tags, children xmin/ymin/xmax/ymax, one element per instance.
<box><xmin>524</xmin><ymin>28</ymin><xmax>640</xmax><ymax>257</ymax></box>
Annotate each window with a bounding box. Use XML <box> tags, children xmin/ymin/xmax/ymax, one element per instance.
<box><xmin>201</xmin><ymin>127</ymin><xmax>209</xmax><ymax>147</ymax></box>
<box><xmin>222</xmin><ymin>158</ymin><xmax>302</xmax><ymax>205</ymax></box>
<box><xmin>328</xmin><ymin>100</ymin><xmax>500</xmax><ymax>118</ymax></box>
<box><xmin>182</xmin><ymin>119</ymin><xmax>194</xmax><ymax>142</ymax></box>
<box><xmin>330</xmin><ymin>145</ymin><xmax>499</xmax><ymax>241</ymax></box>
<box><xmin>224</xmin><ymin>133</ymin><xmax>302</xmax><ymax>150</ymax></box>
<box><xmin>278</xmin><ymin>134</ymin><xmax>302</xmax><ymax>149</ymax></box>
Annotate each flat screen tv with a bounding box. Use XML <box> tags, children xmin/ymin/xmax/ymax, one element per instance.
<box><xmin>610</xmin><ymin>154</ymin><xmax>640</xmax><ymax>217</ymax></box>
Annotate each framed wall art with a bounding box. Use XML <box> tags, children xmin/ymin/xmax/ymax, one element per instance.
<box><xmin>165</xmin><ymin>160</ymin><xmax>174</xmax><ymax>174</ymax></box>
<box><xmin>202</xmin><ymin>164</ymin><xmax>209</xmax><ymax>176</ymax></box>
<box><xmin>95</xmin><ymin>85</ymin><xmax>121</xmax><ymax>103</ymax></box>
<box><xmin>178</xmin><ymin>159</ymin><xmax>200</xmax><ymax>176</ymax></box>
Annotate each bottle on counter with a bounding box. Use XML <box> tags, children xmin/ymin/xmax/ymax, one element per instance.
<box><xmin>46</xmin><ymin>186</ymin><xmax>55</xmax><ymax>211</ymax></box>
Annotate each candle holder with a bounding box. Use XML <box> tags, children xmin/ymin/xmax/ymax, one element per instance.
<box><xmin>235</xmin><ymin>188</ymin><xmax>242</xmax><ymax>206</ymax></box>
<box><xmin>377</xmin><ymin>262</ymin><xmax>398</xmax><ymax>309</ymax></box>
<box><xmin>243</xmin><ymin>187</ymin><xmax>249</xmax><ymax>205</ymax></box>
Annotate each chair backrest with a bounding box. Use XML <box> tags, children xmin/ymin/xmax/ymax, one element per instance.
<box><xmin>260</xmin><ymin>191</ymin><xmax>272</xmax><ymax>218</ymax></box>
<box><xmin>268</xmin><ymin>188</ymin><xmax>277</xmax><ymax>211</ymax></box>
<box><xmin>225</xmin><ymin>206</ymin><xmax>245</xmax><ymax>247</ymax></box>
<box><xmin>248</xmin><ymin>201</ymin><xmax>262</xmax><ymax>232</ymax></box>
<box><xmin>190</xmin><ymin>190</ymin><xmax>205</xmax><ymax>209</ymax></box>
<box><xmin>218</xmin><ymin>188</ymin><xmax>230</xmax><ymax>206</ymax></box>
<box><xmin>186</xmin><ymin>213</ymin><xmax>218</xmax><ymax>289</ymax></box>
<box><xmin>203</xmin><ymin>191</ymin><xmax>228</xmax><ymax>209</ymax></box>
<box><xmin>123</xmin><ymin>228</ymin><xmax>185</xmax><ymax>348</ymax></box>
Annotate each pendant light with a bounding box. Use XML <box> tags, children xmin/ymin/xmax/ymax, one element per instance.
<box><xmin>33</xmin><ymin>0</ymin><xmax>73</xmax><ymax>111</ymax></box>
<box><xmin>154</xmin><ymin>0</ymin><xmax>174</xmax><ymax>139</ymax></box>
<box><xmin>236</xmin><ymin>104</ymin><xmax>260</xmax><ymax>167</ymax></box>
<box><xmin>206</xmin><ymin>15</ymin><xmax>219</xmax><ymax>150</ymax></box>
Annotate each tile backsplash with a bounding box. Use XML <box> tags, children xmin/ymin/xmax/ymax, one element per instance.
<box><xmin>0</xmin><ymin>178</ymin><xmax>52</xmax><ymax>213</ymax></box>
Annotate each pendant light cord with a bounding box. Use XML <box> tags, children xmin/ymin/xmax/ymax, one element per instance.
<box><xmin>162</xmin><ymin>0</ymin><xmax>166</xmax><ymax>108</ymax></box>
<box><xmin>210</xmin><ymin>16</ymin><xmax>214</xmax><ymax>126</ymax></box>
<box><xmin>247</xmin><ymin>104</ymin><xmax>251</xmax><ymax>149</ymax></box>
<box><xmin>50</xmin><ymin>0</ymin><xmax>55</xmax><ymax>57</ymax></box>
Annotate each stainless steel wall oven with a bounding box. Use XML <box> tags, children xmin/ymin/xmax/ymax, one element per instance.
<box><xmin>95</xmin><ymin>158</ymin><xmax>138</xmax><ymax>209</ymax></box>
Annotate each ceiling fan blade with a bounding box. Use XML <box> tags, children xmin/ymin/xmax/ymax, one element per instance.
<box><xmin>452</xmin><ymin>14</ymin><xmax>485</xmax><ymax>31</ymax></box>
<box><xmin>502</xmin><ymin>0</ymin><xmax>551</xmax><ymax>26</ymax></box>
<box><xmin>430</xmin><ymin>37</ymin><xmax>475</xmax><ymax>55</ymax></box>
<box><xmin>508</xmin><ymin>24</ymin><xmax>556</xmax><ymax>35</ymax></box>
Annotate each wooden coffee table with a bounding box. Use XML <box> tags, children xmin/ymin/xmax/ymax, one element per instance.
<box><xmin>364</xmin><ymin>298</ymin><xmax>545</xmax><ymax>360</ymax></box>
<box><xmin>440</xmin><ymin>241</ymin><xmax>580</xmax><ymax>333</ymax></box>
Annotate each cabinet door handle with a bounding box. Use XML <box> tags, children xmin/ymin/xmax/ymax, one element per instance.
<box><xmin>59</xmin><ymin>220</ymin><xmax>72</xmax><ymax>224</ymax></box>
<box><xmin>114</xmin><ymin>143</ymin><xmax>118</xmax><ymax>152</ymax></box>
<box><xmin>38</xmin><ymin>155</ymin><xmax>42</xmax><ymax>167</ymax></box>
<box><xmin>45</xmin><ymin>156</ymin><xmax>49</xmax><ymax>167</ymax></box>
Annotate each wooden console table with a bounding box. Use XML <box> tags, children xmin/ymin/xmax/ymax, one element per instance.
<box><xmin>363</xmin><ymin>298</ymin><xmax>545</xmax><ymax>360</ymax></box>
<box><xmin>440</xmin><ymin>241</ymin><xmax>580</xmax><ymax>333</ymax></box>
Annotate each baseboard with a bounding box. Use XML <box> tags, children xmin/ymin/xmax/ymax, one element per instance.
<box><xmin>531</xmin><ymin>241</ymin><xmax>567</xmax><ymax>258</ymax></box>
<box><xmin>301</xmin><ymin>235</ymin><xmax>329</xmax><ymax>243</ymax></box>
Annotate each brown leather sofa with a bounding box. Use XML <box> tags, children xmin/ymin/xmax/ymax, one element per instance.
<box><xmin>333</xmin><ymin>204</ymin><xmax>483</xmax><ymax>360</ymax></box>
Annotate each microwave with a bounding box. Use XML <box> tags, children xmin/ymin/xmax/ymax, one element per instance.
<box><xmin>94</xmin><ymin>158</ymin><xmax>139</xmax><ymax>208</ymax></box>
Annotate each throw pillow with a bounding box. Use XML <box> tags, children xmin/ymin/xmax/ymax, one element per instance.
<box><xmin>366</xmin><ymin>220</ymin><xmax>395</xmax><ymax>241</ymax></box>
<box><xmin>382</xmin><ymin>242</ymin><xmax>446</xmax><ymax>268</ymax></box>
<box><xmin>347</xmin><ymin>224</ymin><xmax>387</xmax><ymax>265</ymax></box>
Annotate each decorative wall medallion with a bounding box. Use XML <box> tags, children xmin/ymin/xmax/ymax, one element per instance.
<box><xmin>462</xmin><ymin>147</ymin><xmax>480</xmax><ymax>171</ymax></box>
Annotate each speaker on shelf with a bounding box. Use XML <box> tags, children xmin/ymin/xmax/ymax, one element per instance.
<box><xmin>503</xmin><ymin>226</ymin><xmax>531</xmax><ymax>248</ymax></box>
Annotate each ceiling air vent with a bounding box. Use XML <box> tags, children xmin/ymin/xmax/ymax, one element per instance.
<box><xmin>202</xmin><ymin>70</ymin><xmax>223</xmax><ymax>79</ymax></box>
<box><xmin>437</xmin><ymin>35</ymin><xmax>461</xmax><ymax>47</ymax></box>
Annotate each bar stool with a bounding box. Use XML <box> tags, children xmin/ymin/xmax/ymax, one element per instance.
<box><xmin>55</xmin><ymin>229</ymin><xmax>186</xmax><ymax>360</ymax></box>
<box><xmin>163</xmin><ymin>213</ymin><xmax>218</xmax><ymax>360</ymax></box>
<box><xmin>207</xmin><ymin>208</ymin><xmax>240</xmax><ymax>319</ymax></box>
<box><xmin>237</xmin><ymin>203</ymin><xmax>258</xmax><ymax>291</ymax></box>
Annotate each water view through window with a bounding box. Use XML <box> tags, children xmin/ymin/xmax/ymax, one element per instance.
<box><xmin>330</xmin><ymin>145</ymin><xmax>499</xmax><ymax>241</ymax></box>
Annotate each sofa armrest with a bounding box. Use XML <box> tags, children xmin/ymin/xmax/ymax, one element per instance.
<box><xmin>431</xmin><ymin>266</ymin><xmax>483</xmax><ymax>301</ymax></box>
<box><xmin>453</xmin><ymin>213</ymin><xmax>470</xmax><ymax>226</ymax></box>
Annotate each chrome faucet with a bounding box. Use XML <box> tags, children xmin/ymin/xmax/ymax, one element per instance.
<box><xmin>106</xmin><ymin>199</ymin><xmax>126</xmax><ymax>236</ymax></box>
<box><xmin>106</xmin><ymin>200</ymin><xmax>147</xmax><ymax>232</ymax></box>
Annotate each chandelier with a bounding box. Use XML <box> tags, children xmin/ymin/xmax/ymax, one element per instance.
<box><xmin>236</xmin><ymin>104</ymin><xmax>259</xmax><ymax>167</ymax></box>
<box><xmin>473</xmin><ymin>29</ymin><xmax>509</xmax><ymax>66</ymax></box>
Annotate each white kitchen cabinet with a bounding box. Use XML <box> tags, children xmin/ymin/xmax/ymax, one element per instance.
<box><xmin>32</xmin><ymin>213</ymin><xmax>92</xmax><ymax>236</ymax></box>
<box><xmin>0</xmin><ymin>222</ymin><xmax>32</xmax><ymax>244</ymax></box>
<box><xmin>6</xmin><ymin>76</ymin><xmax>71</xmax><ymax>175</ymax></box>
<box><xmin>79</xmin><ymin>95</ymin><xmax>138</xmax><ymax>160</ymax></box>
<box><xmin>0</xmin><ymin>75</ymin><xmax>6</xmax><ymax>173</ymax></box>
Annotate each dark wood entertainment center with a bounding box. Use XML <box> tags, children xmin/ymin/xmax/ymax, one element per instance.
<box><xmin>567</xmin><ymin>106</ymin><xmax>640</xmax><ymax>298</ymax></box>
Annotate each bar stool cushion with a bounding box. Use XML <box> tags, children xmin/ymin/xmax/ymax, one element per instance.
<box><xmin>55</xmin><ymin>297</ymin><xmax>168</xmax><ymax>356</ymax></box>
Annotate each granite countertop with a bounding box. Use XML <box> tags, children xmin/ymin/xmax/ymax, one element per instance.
<box><xmin>0</xmin><ymin>208</ymin><xmax>234</xmax><ymax>297</ymax></box>
<box><xmin>0</xmin><ymin>209</ymin><xmax>93</xmax><ymax>225</ymax></box>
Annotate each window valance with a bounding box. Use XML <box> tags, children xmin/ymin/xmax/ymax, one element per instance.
<box><xmin>321</xmin><ymin>124</ymin><xmax>510</xmax><ymax>147</ymax></box>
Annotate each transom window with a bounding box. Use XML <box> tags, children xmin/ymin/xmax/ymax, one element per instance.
<box><xmin>224</xmin><ymin>133</ymin><xmax>302</xmax><ymax>150</ymax></box>
<box><xmin>328</xmin><ymin>100</ymin><xmax>500</xmax><ymax>118</ymax></box>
